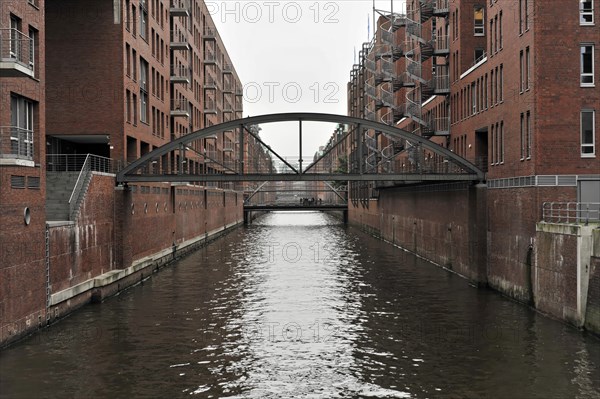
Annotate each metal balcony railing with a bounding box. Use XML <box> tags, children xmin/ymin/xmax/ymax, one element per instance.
<box><xmin>223</xmin><ymin>141</ymin><xmax>235</xmax><ymax>152</ymax></box>
<box><xmin>46</xmin><ymin>153</ymin><xmax>117</xmax><ymax>173</ymax></box>
<box><xmin>204</xmin><ymin>51</ymin><xmax>217</xmax><ymax>63</ymax></box>
<box><xmin>170</xmin><ymin>64</ymin><xmax>189</xmax><ymax>82</ymax></box>
<box><xmin>0</xmin><ymin>126</ymin><xmax>33</xmax><ymax>160</ymax></box>
<box><xmin>434</xmin><ymin>34</ymin><xmax>449</xmax><ymax>54</ymax></box>
<box><xmin>204</xmin><ymin>26</ymin><xmax>217</xmax><ymax>39</ymax></box>
<box><xmin>204</xmin><ymin>76</ymin><xmax>218</xmax><ymax>88</ymax></box>
<box><xmin>170</xmin><ymin>30</ymin><xmax>188</xmax><ymax>45</ymax></box>
<box><xmin>170</xmin><ymin>0</ymin><xmax>190</xmax><ymax>15</ymax></box>
<box><xmin>204</xmin><ymin>98</ymin><xmax>216</xmax><ymax>111</ymax></box>
<box><xmin>0</xmin><ymin>29</ymin><xmax>34</xmax><ymax>72</ymax></box>
<box><xmin>434</xmin><ymin>0</ymin><xmax>450</xmax><ymax>15</ymax></box>
<box><xmin>171</xmin><ymin>99</ymin><xmax>190</xmax><ymax>115</ymax></box>
<box><xmin>542</xmin><ymin>202</ymin><xmax>600</xmax><ymax>224</ymax></box>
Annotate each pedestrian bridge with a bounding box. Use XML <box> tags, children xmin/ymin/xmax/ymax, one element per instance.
<box><xmin>116</xmin><ymin>112</ymin><xmax>485</xmax><ymax>185</ymax></box>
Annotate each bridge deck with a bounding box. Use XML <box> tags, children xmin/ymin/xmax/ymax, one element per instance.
<box><xmin>244</xmin><ymin>204</ymin><xmax>347</xmax><ymax>211</ymax></box>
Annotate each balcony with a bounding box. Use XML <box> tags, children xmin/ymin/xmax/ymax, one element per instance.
<box><xmin>170</xmin><ymin>64</ymin><xmax>189</xmax><ymax>84</ymax></box>
<box><xmin>204</xmin><ymin>50</ymin><xmax>217</xmax><ymax>65</ymax></box>
<box><xmin>434</xmin><ymin>34</ymin><xmax>449</xmax><ymax>55</ymax></box>
<box><xmin>203</xmin><ymin>27</ymin><xmax>216</xmax><ymax>41</ymax></box>
<box><xmin>171</xmin><ymin>99</ymin><xmax>190</xmax><ymax>118</ymax></box>
<box><xmin>433</xmin><ymin>0</ymin><xmax>450</xmax><ymax>16</ymax></box>
<box><xmin>204</xmin><ymin>98</ymin><xmax>217</xmax><ymax>114</ymax></box>
<box><xmin>204</xmin><ymin>76</ymin><xmax>218</xmax><ymax>89</ymax></box>
<box><xmin>0</xmin><ymin>126</ymin><xmax>34</xmax><ymax>161</ymax></box>
<box><xmin>170</xmin><ymin>0</ymin><xmax>190</xmax><ymax>17</ymax></box>
<box><xmin>223</xmin><ymin>62</ymin><xmax>233</xmax><ymax>74</ymax></box>
<box><xmin>223</xmin><ymin>140</ymin><xmax>235</xmax><ymax>152</ymax></box>
<box><xmin>223</xmin><ymin>100</ymin><xmax>233</xmax><ymax>113</ymax></box>
<box><xmin>170</xmin><ymin>30</ymin><xmax>189</xmax><ymax>51</ymax></box>
<box><xmin>223</xmin><ymin>81</ymin><xmax>234</xmax><ymax>93</ymax></box>
<box><xmin>0</xmin><ymin>29</ymin><xmax>34</xmax><ymax>78</ymax></box>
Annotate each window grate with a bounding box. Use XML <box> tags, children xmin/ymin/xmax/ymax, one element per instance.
<box><xmin>27</xmin><ymin>176</ymin><xmax>40</xmax><ymax>189</ymax></box>
<box><xmin>11</xmin><ymin>175</ymin><xmax>25</xmax><ymax>188</ymax></box>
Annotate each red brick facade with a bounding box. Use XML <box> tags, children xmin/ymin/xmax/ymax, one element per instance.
<box><xmin>346</xmin><ymin>0</ymin><xmax>600</xmax><ymax>331</ymax></box>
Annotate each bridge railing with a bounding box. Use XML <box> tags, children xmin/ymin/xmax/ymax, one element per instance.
<box><xmin>542</xmin><ymin>202</ymin><xmax>600</xmax><ymax>224</ymax></box>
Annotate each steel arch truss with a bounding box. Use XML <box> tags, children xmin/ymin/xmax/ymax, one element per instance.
<box><xmin>116</xmin><ymin>113</ymin><xmax>485</xmax><ymax>184</ymax></box>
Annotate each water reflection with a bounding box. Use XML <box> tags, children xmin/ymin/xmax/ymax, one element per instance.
<box><xmin>0</xmin><ymin>212</ymin><xmax>598</xmax><ymax>398</ymax></box>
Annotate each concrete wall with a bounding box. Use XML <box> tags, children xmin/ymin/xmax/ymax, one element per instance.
<box><xmin>349</xmin><ymin>182</ymin><xmax>487</xmax><ymax>284</ymax></box>
<box><xmin>586</xmin><ymin>229</ymin><xmax>600</xmax><ymax>332</ymax></box>
<box><xmin>535</xmin><ymin>223</ymin><xmax>598</xmax><ymax>333</ymax></box>
<box><xmin>349</xmin><ymin>182</ymin><xmax>600</xmax><ymax>335</ymax></box>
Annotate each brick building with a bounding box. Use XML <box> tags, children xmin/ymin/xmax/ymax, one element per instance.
<box><xmin>45</xmin><ymin>0</ymin><xmax>245</xmax><ymax>182</ymax></box>
<box><xmin>346</xmin><ymin>0</ymin><xmax>599</xmax><ymax>314</ymax></box>
<box><xmin>0</xmin><ymin>0</ymin><xmax>270</xmax><ymax>346</ymax></box>
<box><xmin>0</xmin><ymin>0</ymin><xmax>46</xmax><ymax>344</ymax></box>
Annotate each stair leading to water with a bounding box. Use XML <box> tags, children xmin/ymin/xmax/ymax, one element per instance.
<box><xmin>45</xmin><ymin>172</ymin><xmax>80</xmax><ymax>221</ymax></box>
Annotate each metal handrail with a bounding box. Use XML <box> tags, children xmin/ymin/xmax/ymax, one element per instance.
<box><xmin>542</xmin><ymin>202</ymin><xmax>600</xmax><ymax>224</ymax></box>
<box><xmin>203</xmin><ymin>98</ymin><xmax>216</xmax><ymax>110</ymax></box>
<box><xmin>68</xmin><ymin>154</ymin><xmax>91</xmax><ymax>216</ymax></box>
<box><xmin>170</xmin><ymin>64</ymin><xmax>189</xmax><ymax>78</ymax></box>
<box><xmin>204</xmin><ymin>27</ymin><xmax>217</xmax><ymax>37</ymax></box>
<box><xmin>47</xmin><ymin>153</ymin><xmax>116</xmax><ymax>173</ymax></box>
<box><xmin>170</xmin><ymin>29</ymin><xmax>187</xmax><ymax>43</ymax></box>
<box><xmin>435</xmin><ymin>34</ymin><xmax>449</xmax><ymax>53</ymax></box>
<box><xmin>170</xmin><ymin>0</ymin><xmax>189</xmax><ymax>10</ymax></box>
<box><xmin>0</xmin><ymin>126</ymin><xmax>34</xmax><ymax>160</ymax></box>
<box><xmin>171</xmin><ymin>99</ymin><xmax>189</xmax><ymax>112</ymax></box>
<box><xmin>0</xmin><ymin>28</ymin><xmax>33</xmax><ymax>67</ymax></box>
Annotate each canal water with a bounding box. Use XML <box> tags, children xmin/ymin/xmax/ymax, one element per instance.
<box><xmin>1</xmin><ymin>212</ymin><xmax>599</xmax><ymax>398</ymax></box>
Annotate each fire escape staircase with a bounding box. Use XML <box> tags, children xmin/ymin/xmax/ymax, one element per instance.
<box><xmin>404</xmin><ymin>0</ymin><xmax>450</xmax><ymax>138</ymax></box>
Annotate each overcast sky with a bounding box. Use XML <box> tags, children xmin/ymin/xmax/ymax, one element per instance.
<box><xmin>212</xmin><ymin>0</ymin><xmax>406</xmax><ymax>161</ymax></box>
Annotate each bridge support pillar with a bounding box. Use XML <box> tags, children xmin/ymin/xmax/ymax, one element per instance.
<box><xmin>468</xmin><ymin>183</ymin><xmax>488</xmax><ymax>287</ymax></box>
<box><xmin>343</xmin><ymin>210</ymin><xmax>348</xmax><ymax>224</ymax></box>
<box><xmin>244</xmin><ymin>210</ymin><xmax>250</xmax><ymax>224</ymax></box>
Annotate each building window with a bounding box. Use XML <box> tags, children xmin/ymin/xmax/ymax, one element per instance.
<box><xmin>126</xmin><ymin>90</ymin><xmax>131</xmax><ymax>123</ymax></box>
<box><xmin>140</xmin><ymin>58</ymin><xmax>149</xmax><ymax>123</ymax></box>
<box><xmin>499</xmin><ymin>11</ymin><xmax>503</xmax><ymax>49</ymax></box>
<box><xmin>126</xmin><ymin>43</ymin><xmax>131</xmax><ymax>76</ymax></box>
<box><xmin>526</xmin><ymin>111</ymin><xmax>532</xmax><ymax>159</ymax></box>
<box><xmin>140</xmin><ymin>0</ymin><xmax>148</xmax><ymax>40</ymax></box>
<box><xmin>519</xmin><ymin>0</ymin><xmax>523</xmax><ymax>33</ymax></box>
<box><xmin>520</xmin><ymin>113</ymin><xmax>525</xmax><ymax>160</ymax></box>
<box><xmin>581</xmin><ymin>44</ymin><xmax>595</xmax><ymax>86</ymax></box>
<box><xmin>581</xmin><ymin>0</ymin><xmax>594</xmax><ymax>24</ymax></box>
<box><xmin>581</xmin><ymin>110</ymin><xmax>596</xmax><ymax>156</ymax></box>
<box><xmin>490</xmin><ymin>124</ymin><xmax>495</xmax><ymax>165</ymax></box>
<box><xmin>9</xmin><ymin>15</ymin><xmax>20</xmax><ymax>58</ymax></box>
<box><xmin>524</xmin><ymin>0</ymin><xmax>529</xmax><ymax>30</ymax></box>
<box><xmin>125</xmin><ymin>0</ymin><xmax>131</xmax><ymax>31</ymax></box>
<box><xmin>499</xmin><ymin>65</ymin><xmax>503</xmax><ymax>101</ymax></box>
<box><xmin>499</xmin><ymin>121</ymin><xmax>504</xmax><ymax>163</ymax></box>
<box><xmin>9</xmin><ymin>95</ymin><xmax>34</xmax><ymax>160</ymax></box>
<box><xmin>28</xmin><ymin>27</ymin><xmax>36</xmax><ymax>74</ymax></box>
<box><xmin>494</xmin><ymin>15</ymin><xmax>498</xmax><ymax>52</ymax></box>
<box><xmin>132</xmin><ymin>93</ymin><xmax>138</xmax><ymax>125</ymax></box>
<box><xmin>490</xmin><ymin>19</ymin><xmax>494</xmax><ymax>53</ymax></box>
<box><xmin>132</xmin><ymin>6</ymin><xmax>137</xmax><ymax>36</ymax></box>
<box><xmin>520</xmin><ymin>50</ymin><xmax>524</xmax><ymax>92</ymax></box>
<box><xmin>525</xmin><ymin>47</ymin><xmax>530</xmax><ymax>90</ymax></box>
<box><xmin>474</xmin><ymin>6</ymin><xmax>485</xmax><ymax>35</ymax></box>
<box><xmin>472</xmin><ymin>82</ymin><xmax>477</xmax><ymax>115</ymax></box>
<box><xmin>484</xmin><ymin>74</ymin><xmax>488</xmax><ymax>109</ymax></box>
<box><xmin>475</xmin><ymin>48</ymin><xmax>485</xmax><ymax>64</ymax></box>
